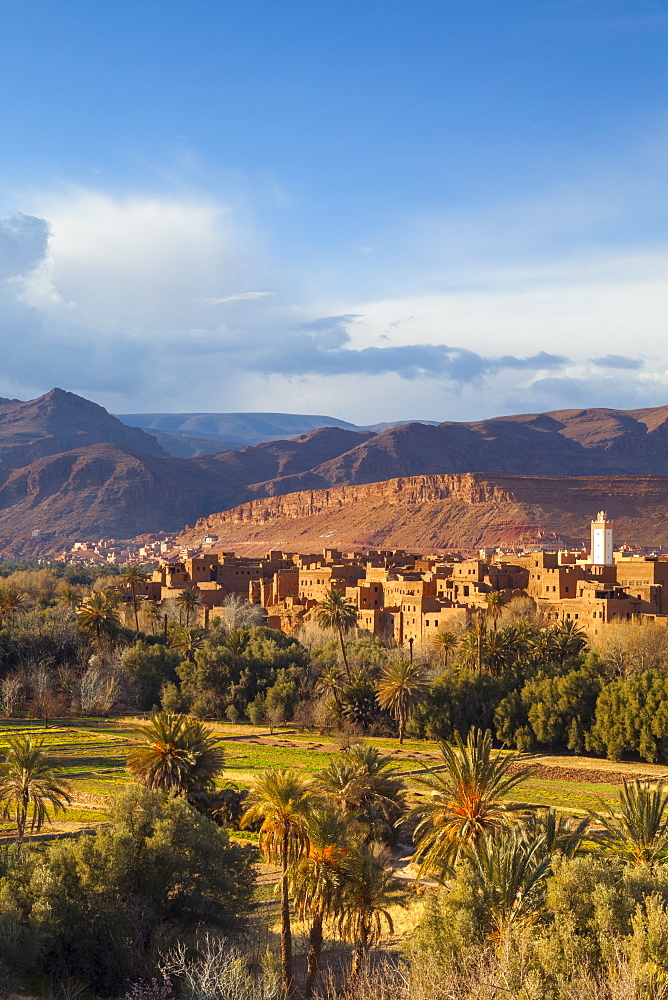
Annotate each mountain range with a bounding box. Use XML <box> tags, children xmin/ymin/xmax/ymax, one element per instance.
<box><xmin>115</xmin><ymin>410</ymin><xmax>437</xmax><ymax>456</ymax></box>
<box><xmin>2</xmin><ymin>388</ymin><xmax>668</xmax><ymax>552</ymax></box>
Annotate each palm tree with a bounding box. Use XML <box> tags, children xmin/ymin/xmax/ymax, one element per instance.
<box><xmin>58</xmin><ymin>586</ymin><xmax>82</xmax><ymax>611</ymax></box>
<box><xmin>522</xmin><ymin>807</ymin><xmax>590</xmax><ymax>859</ymax></box>
<box><xmin>337</xmin><ymin>842</ymin><xmax>398</xmax><ymax>981</ymax></box>
<box><xmin>590</xmin><ymin>779</ymin><xmax>668</xmax><ymax>866</ymax></box>
<box><xmin>76</xmin><ymin>591</ymin><xmax>121</xmax><ymax>645</ymax></box>
<box><xmin>531</xmin><ymin>628</ymin><xmax>557</xmax><ymax>666</ymax></box>
<box><xmin>120</xmin><ymin>565</ymin><xmax>149</xmax><ymax>634</ymax></box>
<box><xmin>469</xmin><ymin>829</ymin><xmax>552</xmax><ymax>944</ymax></box>
<box><xmin>315</xmin><ymin>743</ymin><xmax>406</xmax><ymax>845</ymax></box>
<box><xmin>339</xmin><ymin>668</ymin><xmax>379</xmax><ymax>732</ymax></box>
<box><xmin>474</xmin><ymin>608</ymin><xmax>487</xmax><ymax>674</ymax></box>
<box><xmin>315</xmin><ymin>589</ymin><xmax>358</xmax><ymax>679</ymax></box>
<box><xmin>551</xmin><ymin>619</ymin><xmax>588</xmax><ymax>664</ymax></box>
<box><xmin>501</xmin><ymin>621</ymin><xmax>534</xmax><ymax>665</ymax></box>
<box><xmin>0</xmin><ymin>735</ymin><xmax>71</xmax><ymax>853</ymax></box>
<box><xmin>376</xmin><ymin>658</ymin><xmax>429</xmax><ymax>744</ymax></box>
<box><xmin>142</xmin><ymin>601</ymin><xmax>162</xmax><ymax>635</ymax></box>
<box><xmin>241</xmin><ymin>768</ymin><xmax>313</xmax><ymax>999</ymax></box>
<box><xmin>412</xmin><ymin>728</ymin><xmax>536</xmax><ymax>874</ymax></box>
<box><xmin>167</xmin><ymin>623</ymin><xmax>206</xmax><ymax>659</ymax></box>
<box><xmin>485</xmin><ymin>590</ymin><xmax>508</xmax><ymax>628</ymax></box>
<box><xmin>223</xmin><ymin>627</ymin><xmax>249</xmax><ymax>655</ymax></box>
<box><xmin>290</xmin><ymin>806</ymin><xmax>349</xmax><ymax>999</ymax></box>
<box><xmin>126</xmin><ymin>711</ymin><xmax>225</xmax><ymax>800</ymax></box>
<box><xmin>432</xmin><ymin>628</ymin><xmax>458</xmax><ymax>667</ymax></box>
<box><xmin>0</xmin><ymin>588</ymin><xmax>28</xmax><ymax>621</ymax></box>
<box><xmin>458</xmin><ymin>626</ymin><xmax>480</xmax><ymax>669</ymax></box>
<box><xmin>483</xmin><ymin>629</ymin><xmax>514</xmax><ymax>675</ymax></box>
<box><xmin>315</xmin><ymin>664</ymin><xmax>344</xmax><ymax>713</ymax></box>
<box><xmin>175</xmin><ymin>588</ymin><xmax>201</xmax><ymax>627</ymax></box>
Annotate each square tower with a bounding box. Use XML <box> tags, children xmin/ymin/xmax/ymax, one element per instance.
<box><xmin>590</xmin><ymin>511</ymin><xmax>613</xmax><ymax>565</ymax></box>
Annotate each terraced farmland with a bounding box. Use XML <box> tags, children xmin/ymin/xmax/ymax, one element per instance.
<box><xmin>1</xmin><ymin>717</ymin><xmax>666</xmax><ymax>843</ymax></box>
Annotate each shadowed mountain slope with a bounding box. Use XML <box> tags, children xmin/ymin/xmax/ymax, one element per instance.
<box><xmin>3</xmin><ymin>392</ymin><xmax>668</xmax><ymax>546</ymax></box>
<box><xmin>0</xmin><ymin>427</ymin><xmax>376</xmax><ymax>539</ymax></box>
<box><xmin>0</xmin><ymin>388</ymin><xmax>166</xmax><ymax>467</ymax></box>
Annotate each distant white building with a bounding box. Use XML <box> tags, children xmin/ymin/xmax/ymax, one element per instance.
<box><xmin>590</xmin><ymin>511</ymin><xmax>614</xmax><ymax>565</ymax></box>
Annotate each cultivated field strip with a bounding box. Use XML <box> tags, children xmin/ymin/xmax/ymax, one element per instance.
<box><xmin>0</xmin><ymin>719</ymin><xmax>663</xmax><ymax>839</ymax></box>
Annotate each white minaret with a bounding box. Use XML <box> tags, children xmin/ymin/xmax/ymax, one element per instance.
<box><xmin>590</xmin><ymin>511</ymin><xmax>613</xmax><ymax>565</ymax></box>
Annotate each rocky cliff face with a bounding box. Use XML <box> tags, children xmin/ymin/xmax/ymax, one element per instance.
<box><xmin>200</xmin><ymin>474</ymin><xmax>518</xmax><ymax>525</ymax></box>
<box><xmin>180</xmin><ymin>473</ymin><xmax>668</xmax><ymax>555</ymax></box>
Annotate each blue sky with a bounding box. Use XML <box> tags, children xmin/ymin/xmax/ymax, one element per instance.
<box><xmin>1</xmin><ymin>0</ymin><xmax>666</xmax><ymax>422</ymax></box>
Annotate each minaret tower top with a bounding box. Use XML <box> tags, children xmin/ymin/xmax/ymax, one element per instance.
<box><xmin>590</xmin><ymin>511</ymin><xmax>613</xmax><ymax>565</ymax></box>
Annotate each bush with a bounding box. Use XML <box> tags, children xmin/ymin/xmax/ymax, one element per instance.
<box><xmin>175</xmin><ymin>626</ymin><xmax>308</xmax><ymax>719</ymax></box>
<box><xmin>587</xmin><ymin>669</ymin><xmax>668</xmax><ymax>762</ymax></box>
<box><xmin>495</xmin><ymin>660</ymin><xmax>602</xmax><ymax>753</ymax></box>
<box><xmin>121</xmin><ymin>641</ymin><xmax>181</xmax><ymax>711</ymax></box>
<box><xmin>412</xmin><ymin>851</ymin><xmax>668</xmax><ymax>999</ymax></box>
<box><xmin>0</xmin><ymin>787</ymin><xmax>254</xmax><ymax>993</ymax></box>
<box><xmin>411</xmin><ymin>668</ymin><xmax>509</xmax><ymax>741</ymax></box>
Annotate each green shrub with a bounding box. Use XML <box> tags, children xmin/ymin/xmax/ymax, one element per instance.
<box><xmin>0</xmin><ymin>787</ymin><xmax>254</xmax><ymax>993</ymax></box>
<box><xmin>587</xmin><ymin>670</ymin><xmax>668</xmax><ymax>762</ymax></box>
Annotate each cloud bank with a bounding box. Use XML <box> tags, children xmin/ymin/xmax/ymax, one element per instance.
<box><xmin>1</xmin><ymin>181</ymin><xmax>667</xmax><ymax>422</ymax></box>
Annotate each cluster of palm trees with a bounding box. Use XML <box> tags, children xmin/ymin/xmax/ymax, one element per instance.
<box><xmin>242</xmin><ymin>743</ymin><xmax>405</xmax><ymax>998</ymax></box>
<box><xmin>4</xmin><ymin>710</ymin><xmax>668</xmax><ymax>996</ymax></box>
<box><xmin>433</xmin><ymin>616</ymin><xmax>589</xmax><ymax>675</ymax></box>
<box><xmin>142</xmin><ymin>713</ymin><xmax>668</xmax><ymax>993</ymax></box>
<box><xmin>123</xmin><ymin>709</ymin><xmax>406</xmax><ymax>996</ymax></box>
<box><xmin>316</xmin><ymin>656</ymin><xmax>429</xmax><ymax>743</ymax></box>
<box><xmin>313</xmin><ymin>589</ymin><xmax>591</xmax><ymax>745</ymax></box>
<box><xmin>73</xmin><ymin>569</ymin><xmax>202</xmax><ymax>646</ymax></box>
<box><xmin>411</xmin><ymin>727</ymin><xmax>668</xmax><ymax>944</ymax></box>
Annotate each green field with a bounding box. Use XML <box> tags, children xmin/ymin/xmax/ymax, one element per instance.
<box><xmin>0</xmin><ymin>717</ymin><xmax>661</xmax><ymax>841</ymax></box>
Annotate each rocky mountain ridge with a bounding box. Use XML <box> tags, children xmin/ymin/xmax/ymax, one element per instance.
<box><xmin>0</xmin><ymin>388</ymin><xmax>165</xmax><ymax>467</ymax></box>
<box><xmin>179</xmin><ymin>473</ymin><xmax>668</xmax><ymax>555</ymax></box>
<box><xmin>3</xmin><ymin>390</ymin><xmax>668</xmax><ymax>549</ymax></box>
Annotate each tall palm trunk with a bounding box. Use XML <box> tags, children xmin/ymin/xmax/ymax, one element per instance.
<box><xmin>280</xmin><ymin>832</ymin><xmax>295</xmax><ymax>999</ymax></box>
<box><xmin>476</xmin><ymin>611</ymin><xmax>486</xmax><ymax>674</ymax></box>
<box><xmin>338</xmin><ymin>626</ymin><xmax>351</xmax><ymax>680</ymax></box>
<box><xmin>398</xmin><ymin>712</ymin><xmax>406</xmax><ymax>745</ymax></box>
<box><xmin>131</xmin><ymin>583</ymin><xmax>140</xmax><ymax>634</ymax></box>
<box><xmin>303</xmin><ymin>912</ymin><xmax>323</xmax><ymax>1000</ymax></box>
<box><xmin>350</xmin><ymin>922</ymin><xmax>369</xmax><ymax>982</ymax></box>
<box><xmin>16</xmin><ymin>791</ymin><xmax>28</xmax><ymax>856</ymax></box>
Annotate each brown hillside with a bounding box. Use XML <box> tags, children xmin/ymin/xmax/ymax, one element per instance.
<box><xmin>178</xmin><ymin>473</ymin><xmax>668</xmax><ymax>556</ymax></box>
<box><xmin>4</xmin><ymin>392</ymin><xmax>668</xmax><ymax>548</ymax></box>
<box><xmin>0</xmin><ymin>388</ymin><xmax>165</xmax><ymax>466</ymax></box>
<box><xmin>0</xmin><ymin>426</ymin><xmax>375</xmax><ymax>542</ymax></box>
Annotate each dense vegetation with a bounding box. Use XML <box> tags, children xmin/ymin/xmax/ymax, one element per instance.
<box><xmin>2</xmin><ymin>572</ymin><xmax>668</xmax><ymax>994</ymax></box>
<box><xmin>1</xmin><ymin>716</ymin><xmax>667</xmax><ymax>997</ymax></box>
<box><xmin>2</xmin><ymin>571</ymin><xmax>668</xmax><ymax>764</ymax></box>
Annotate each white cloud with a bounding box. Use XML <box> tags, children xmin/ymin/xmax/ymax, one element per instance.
<box><xmin>338</xmin><ymin>251</ymin><xmax>668</xmax><ymax>366</ymax></box>
<box><xmin>1</xmin><ymin>164</ymin><xmax>667</xmax><ymax>422</ymax></box>
<box><xmin>201</xmin><ymin>292</ymin><xmax>272</xmax><ymax>305</ymax></box>
<box><xmin>18</xmin><ymin>188</ymin><xmax>267</xmax><ymax>335</ymax></box>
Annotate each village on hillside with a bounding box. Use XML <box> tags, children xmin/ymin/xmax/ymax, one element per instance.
<box><xmin>61</xmin><ymin>512</ymin><xmax>668</xmax><ymax>644</ymax></box>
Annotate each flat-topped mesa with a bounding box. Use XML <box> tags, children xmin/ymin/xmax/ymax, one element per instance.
<box><xmin>194</xmin><ymin>474</ymin><xmax>520</xmax><ymax>530</ymax></box>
